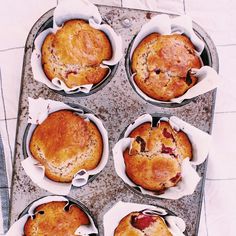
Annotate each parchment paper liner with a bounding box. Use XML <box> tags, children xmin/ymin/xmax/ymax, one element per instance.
<box><xmin>113</xmin><ymin>114</ymin><xmax>211</xmax><ymax>199</ymax></box>
<box><xmin>128</xmin><ymin>14</ymin><xmax>220</xmax><ymax>104</ymax></box>
<box><xmin>22</xmin><ymin>98</ymin><xmax>109</xmax><ymax>195</ymax></box>
<box><xmin>31</xmin><ymin>0</ymin><xmax>123</xmax><ymax>94</ymax></box>
<box><xmin>6</xmin><ymin>195</ymin><xmax>98</xmax><ymax>236</ymax></box>
<box><xmin>103</xmin><ymin>201</ymin><xmax>186</xmax><ymax>236</ymax></box>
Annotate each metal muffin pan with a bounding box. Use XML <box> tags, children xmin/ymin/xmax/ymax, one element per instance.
<box><xmin>125</xmin><ymin>24</ymin><xmax>219</xmax><ymax>108</ymax></box>
<box><xmin>18</xmin><ymin>195</ymin><xmax>99</xmax><ymax>236</ymax></box>
<box><xmin>9</xmin><ymin>5</ymin><xmax>219</xmax><ymax>236</ymax></box>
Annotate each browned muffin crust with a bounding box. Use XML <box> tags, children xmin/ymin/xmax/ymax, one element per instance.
<box><xmin>114</xmin><ymin>211</ymin><xmax>172</xmax><ymax>236</ymax></box>
<box><xmin>124</xmin><ymin>121</ymin><xmax>192</xmax><ymax>192</ymax></box>
<box><xmin>29</xmin><ymin>110</ymin><xmax>103</xmax><ymax>182</ymax></box>
<box><xmin>131</xmin><ymin>33</ymin><xmax>201</xmax><ymax>101</ymax></box>
<box><xmin>24</xmin><ymin>201</ymin><xmax>90</xmax><ymax>236</ymax></box>
<box><xmin>42</xmin><ymin>19</ymin><xmax>112</xmax><ymax>88</ymax></box>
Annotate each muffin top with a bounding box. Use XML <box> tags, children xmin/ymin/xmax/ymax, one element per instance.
<box><xmin>42</xmin><ymin>19</ymin><xmax>112</xmax><ymax>88</ymax></box>
<box><xmin>29</xmin><ymin>110</ymin><xmax>103</xmax><ymax>182</ymax></box>
<box><xmin>24</xmin><ymin>201</ymin><xmax>90</xmax><ymax>236</ymax></box>
<box><xmin>131</xmin><ymin>33</ymin><xmax>201</xmax><ymax>101</ymax></box>
<box><xmin>114</xmin><ymin>211</ymin><xmax>172</xmax><ymax>236</ymax></box>
<box><xmin>123</xmin><ymin>121</ymin><xmax>192</xmax><ymax>192</ymax></box>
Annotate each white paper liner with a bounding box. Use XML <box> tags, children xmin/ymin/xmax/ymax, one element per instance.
<box><xmin>31</xmin><ymin>0</ymin><xmax>122</xmax><ymax>94</ymax></box>
<box><xmin>22</xmin><ymin>98</ymin><xmax>109</xmax><ymax>195</ymax></box>
<box><xmin>112</xmin><ymin>114</ymin><xmax>211</xmax><ymax>199</ymax></box>
<box><xmin>6</xmin><ymin>196</ymin><xmax>98</xmax><ymax>236</ymax></box>
<box><xmin>103</xmin><ymin>201</ymin><xmax>186</xmax><ymax>236</ymax></box>
<box><xmin>129</xmin><ymin>14</ymin><xmax>220</xmax><ymax>104</ymax></box>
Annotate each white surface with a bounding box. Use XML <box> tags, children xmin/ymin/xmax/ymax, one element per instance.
<box><xmin>185</xmin><ymin>0</ymin><xmax>236</xmax><ymax>46</ymax></box>
<box><xmin>0</xmin><ymin>0</ymin><xmax>57</xmax><ymax>50</ymax></box>
<box><xmin>122</xmin><ymin>0</ymin><xmax>184</xmax><ymax>15</ymax></box>
<box><xmin>0</xmin><ymin>0</ymin><xmax>236</xmax><ymax>235</ymax></box>
<box><xmin>0</xmin><ymin>49</ymin><xmax>24</xmax><ymax>119</ymax></box>
<box><xmin>207</xmin><ymin>113</ymin><xmax>236</xmax><ymax>179</ymax></box>
<box><xmin>214</xmin><ymin>46</ymin><xmax>236</xmax><ymax>113</ymax></box>
<box><xmin>204</xmin><ymin>180</ymin><xmax>236</xmax><ymax>235</ymax></box>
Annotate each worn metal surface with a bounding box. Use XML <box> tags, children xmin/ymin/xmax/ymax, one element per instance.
<box><xmin>9</xmin><ymin>6</ymin><xmax>219</xmax><ymax>236</ymax></box>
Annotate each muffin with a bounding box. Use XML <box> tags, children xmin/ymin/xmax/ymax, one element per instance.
<box><xmin>114</xmin><ymin>211</ymin><xmax>172</xmax><ymax>236</ymax></box>
<box><xmin>24</xmin><ymin>201</ymin><xmax>90</xmax><ymax>236</ymax></box>
<box><xmin>42</xmin><ymin>19</ymin><xmax>112</xmax><ymax>88</ymax></box>
<box><xmin>29</xmin><ymin>110</ymin><xmax>103</xmax><ymax>182</ymax></box>
<box><xmin>131</xmin><ymin>33</ymin><xmax>201</xmax><ymax>101</ymax></box>
<box><xmin>124</xmin><ymin>121</ymin><xmax>192</xmax><ymax>192</ymax></box>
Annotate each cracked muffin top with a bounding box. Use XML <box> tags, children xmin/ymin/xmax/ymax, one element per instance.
<box><xmin>29</xmin><ymin>110</ymin><xmax>103</xmax><ymax>183</ymax></box>
<box><xmin>41</xmin><ymin>19</ymin><xmax>112</xmax><ymax>88</ymax></box>
<box><xmin>123</xmin><ymin>121</ymin><xmax>192</xmax><ymax>193</ymax></box>
<box><xmin>114</xmin><ymin>211</ymin><xmax>172</xmax><ymax>236</ymax></box>
<box><xmin>24</xmin><ymin>201</ymin><xmax>90</xmax><ymax>236</ymax></box>
<box><xmin>131</xmin><ymin>33</ymin><xmax>201</xmax><ymax>101</ymax></box>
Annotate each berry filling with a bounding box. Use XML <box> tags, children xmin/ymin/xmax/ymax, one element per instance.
<box><xmin>185</xmin><ymin>69</ymin><xmax>192</xmax><ymax>85</ymax></box>
<box><xmin>162</xmin><ymin>128</ymin><xmax>174</xmax><ymax>139</ymax></box>
<box><xmin>161</xmin><ymin>144</ymin><xmax>173</xmax><ymax>155</ymax></box>
<box><xmin>169</xmin><ymin>172</ymin><xmax>181</xmax><ymax>183</ymax></box>
<box><xmin>131</xmin><ymin>213</ymin><xmax>156</xmax><ymax>231</ymax></box>
<box><xmin>135</xmin><ymin>136</ymin><xmax>146</xmax><ymax>152</ymax></box>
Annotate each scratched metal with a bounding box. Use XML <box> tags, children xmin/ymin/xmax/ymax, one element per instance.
<box><xmin>9</xmin><ymin>6</ymin><xmax>219</xmax><ymax>236</ymax></box>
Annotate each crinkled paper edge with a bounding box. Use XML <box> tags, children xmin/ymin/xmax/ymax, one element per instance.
<box><xmin>112</xmin><ymin>114</ymin><xmax>211</xmax><ymax>199</ymax></box>
<box><xmin>21</xmin><ymin>98</ymin><xmax>109</xmax><ymax>195</ymax></box>
<box><xmin>103</xmin><ymin>201</ymin><xmax>186</xmax><ymax>236</ymax></box>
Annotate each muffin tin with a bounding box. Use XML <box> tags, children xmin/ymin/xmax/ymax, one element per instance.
<box><xmin>9</xmin><ymin>5</ymin><xmax>219</xmax><ymax>236</ymax></box>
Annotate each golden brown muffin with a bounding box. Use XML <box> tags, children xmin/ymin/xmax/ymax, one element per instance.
<box><xmin>114</xmin><ymin>211</ymin><xmax>173</xmax><ymax>236</ymax></box>
<box><xmin>24</xmin><ymin>201</ymin><xmax>90</xmax><ymax>236</ymax></box>
<box><xmin>29</xmin><ymin>110</ymin><xmax>103</xmax><ymax>182</ymax></box>
<box><xmin>124</xmin><ymin>121</ymin><xmax>192</xmax><ymax>192</ymax></box>
<box><xmin>131</xmin><ymin>33</ymin><xmax>201</xmax><ymax>101</ymax></box>
<box><xmin>42</xmin><ymin>19</ymin><xmax>112</xmax><ymax>88</ymax></box>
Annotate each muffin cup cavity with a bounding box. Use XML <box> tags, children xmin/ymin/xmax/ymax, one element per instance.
<box><xmin>125</xmin><ymin>14</ymin><xmax>220</xmax><ymax>107</ymax></box>
<box><xmin>22</xmin><ymin>98</ymin><xmax>109</xmax><ymax>195</ymax></box>
<box><xmin>103</xmin><ymin>201</ymin><xmax>187</xmax><ymax>236</ymax></box>
<box><xmin>6</xmin><ymin>195</ymin><xmax>98</xmax><ymax>236</ymax></box>
<box><xmin>113</xmin><ymin>114</ymin><xmax>211</xmax><ymax>199</ymax></box>
<box><xmin>31</xmin><ymin>0</ymin><xmax>122</xmax><ymax>96</ymax></box>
